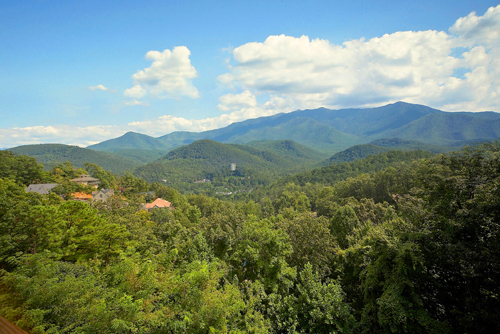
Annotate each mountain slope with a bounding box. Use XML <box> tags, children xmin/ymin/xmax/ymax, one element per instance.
<box><xmin>244</xmin><ymin>140</ymin><xmax>328</xmax><ymax>161</ymax></box>
<box><xmin>87</xmin><ymin>102</ymin><xmax>500</xmax><ymax>154</ymax></box>
<box><xmin>326</xmin><ymin>144</ymin><xmax>392</xmax><ymax>165</ymax></box>
<box><xmin>88</xmin><ymin>132</ymin><xmax>172</xmax><ymax>152</ymax></box>
<box><xmin>369</xmin><ymin>138</ymin><xmax>452</xmax><ymax>152</ymax></box>
<box><xmin>134</xmin><ymin>139</ymin><xmax>310</xmax><ymax>184</ymax></box>
<box><xmin>384</xmin><ymin>113</ymin><xmax>500</xmax><ymax>144</ymax></box>
<box><xmin>280</xmin><ymin>150</ymin><xmax>435</xmax><ymax>186</ymax></box>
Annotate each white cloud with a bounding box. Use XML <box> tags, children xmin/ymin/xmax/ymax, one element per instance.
<box><xmin>0</xmin><ymin>124</ymin><xmax>124</xmax><ymax>148</ymax></box>
<box><xmin>88</xmin><ymin>84</ymin><xmax>116</xmax><ymax>92</ymax></box>
<box><xmin>1</xmin><ymin>94</ymin><xmax>293</xmax><ymax>148</ymax></box>
<box><xmin>128</xmin><ymin>94</ymin><xmax>294</xmax><ymax>135</ymax></box>
<box><xmin>125</xmin><ymin>46</ymin><xmax>199</xmax><ymax>100</ymax></box>
<box><xmin>450</xmin><ymin>5</ymin><xmax>500</xmax><ymax>47</ymax></box>
<box><xmin>217</xmin><ymin>5</ymin><xmax>500</xmax><ymax>112</ymax></box>
<box><xmin>125</xmin><ymin>99</ymin><xmax>150</xmax><ymax>107</ymax></box>
<box><xmin>217</xmin><ymin>90</ymin><xmax>257</xmax><ymax>111</ymax></box>
<box><xmin>124</xmin><ymin>85</ymin><xmax>146</xmax><ymax>99</ymax></box>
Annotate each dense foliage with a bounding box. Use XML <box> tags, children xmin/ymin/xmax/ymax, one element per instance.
<box><xmin>1</xmin><ymin>142</ymin><xmax>500</xmax><ymax>333</ymax></box>
<box><xmin>133</xmin><ymin>139</ymin><xmax>323</xmax><ymax>194</ymax></box>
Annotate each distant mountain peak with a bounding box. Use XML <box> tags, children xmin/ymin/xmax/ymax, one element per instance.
<box><xmin>88</xmin><ymin>102</ymin><xmax>500</xmax><ymax>154</ymax></box>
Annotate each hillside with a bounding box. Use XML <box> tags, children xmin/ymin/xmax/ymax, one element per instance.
<box><xmin>133</xmin><ymin>139</ymin><xmax>313</xmax><ymax>187</ymax></box>
<box><xmin>87</xmin><ymin>102</ymin><xmax>500</xmax><ymax>154</ymax></box>
<box><xmin>8</xmin><ymin>144</ymin><xmax>140</xmax><ymax>174</ymax></box>
<box><xmin>280</xmin><ymin>150</ymin><xmax>435</xmax><ymax>186</ymax></box>
<box><xmin>244</xmin><ymin>139</ymin><xmax>328</xmax><ymax>161</ymax></box>
<box><xmin>369</xmin><ymin>138</ymin><xmax>452</xmax><ymax>152</ymax></box>
<box><xmin>87</xmin><ymin>131</ymin><xmax>173</xmax><ymax>152</ymax></box>
<box><xmin>322</xmin><ymin>138</ymin><xmax>453</xmax><ymax>166</ymax></box>
<box><xmin>326</xmin><ymin>144</ymin><xmax>391</xmax><ymax>165</ymax></box>
<box><xmin>110</xmin><ymin>149</ymin><xmax>169</xmax><ymax>164</ymax></box>
<box><xmin>383</xmin><ymin>113</ymin><xmax>500</xmax><ymax>144</ymax></box>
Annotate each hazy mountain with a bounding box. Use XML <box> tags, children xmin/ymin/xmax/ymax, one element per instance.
<box><xmin>280</xmin><ymin>150</ymin><xmax>435</xmax><ymax>187</ymax></box>
<box><xmin>110</xmin><ymin>149</ymin><xmax>169</xmax><ymax>164</ymax></box>
<box><xmin>382</xmin><ymin>113</ymin><xmax>500</xmax><ymax>145</ymax></box>
<box><xmin>368</xmin><ymin>138</ymin><xmax>452</xmax><ymax>152</ymax></box>
<box><xmin>244</xmin><ymin>140</ymin><xmax>328</xmax><ymax>161</ymax></box>
<box><xmin>326</xmin><ymin>144</ymin><xmax>392</xmax><ymax>165</ymax></box>
<box><xmin>8</xmin><ymin>144</ymin><xmax>140</xmax><ymax>174</ymax></box>
<box><xmin>87</xmin><ymin>132</ymin><xmax>172</xmax><ymax>152</ymax></box>
<box><xmin>87</xmin><ymin>102</ymin><xmax>500</xmax><ymax>154</ymax></box>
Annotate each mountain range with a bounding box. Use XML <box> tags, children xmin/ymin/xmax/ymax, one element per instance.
<box><xmin>87</xmin><ymin>102</ymin><xmax>500</xmax><ymax>154</ymax></box>
<box><xmin>7</xmin><ymin>102</ymin><xmax>499</xmax><ymax>184</ymax></box>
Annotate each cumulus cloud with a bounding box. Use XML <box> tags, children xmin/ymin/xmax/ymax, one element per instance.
<box><xmin>88</xmin><ymin>84</ymin><xmax>116</xmax><ymax>92</ymax></box>
<box><xmin>124</xmin><ymin>85</ymin><xmax>146</xmax><ymax>99</ymax></box>
<box><xmin>217</xmin><ymin>90</ymin><xmax>257</xmax><ymax>111</ymax></box>
<box><xmin>0</xmin><ymin>124</ymin><xmax>125</xmax><ymax>148</ymax></box>
<box><xmin>128</xmin><ymin>94</ymin><xmax>294</xmax><ymax>134</ymax></box>
<box><xmin>450</xmin><ymin>5</ymin><xmax>500</xmax><ymax>47</ymax></box>
<box><xmin>125</xmin><ymin>99</ymin><xmax>150</xmax><ymax>107</ymax></box>
<box><xmin>1</xmin><ymin>94</ymin><xmax>293</xmax><ymax>148</ymax></box>
<box><xmin>125</xmin><ymin>46</ymin><xmax>199</xmax><ymax>101</ymax></box>
<box><xmin>218</xmin><ymin>5</ymin><xmax>500</xmax><ymax>112</ymax></box>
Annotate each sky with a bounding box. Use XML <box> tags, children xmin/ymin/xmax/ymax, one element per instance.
<box><xmin>1</xmin><ymin>0</ymin><xmax>499</xmax><ymax>148</ymax></box>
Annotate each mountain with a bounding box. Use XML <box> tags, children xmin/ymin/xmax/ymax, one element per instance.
<box><xmin>133</xmin><ymin>139</ymin><xmax>314</xmax><ymax>185</ymax></box>
<box><xmin>244</xmin><ymin>140</ymin><xmax>329</xmax><ymax>161</ymax></box>
<box><xmin>326</xmin><ymin>144</ymin><xmax>392</xmax><ymax>165</ymax></box>
<box><xmin>280</xmin><ymin>150</ymin><xmax>435</xmax><ymax>187</ymax></box>
<box><xmin>8</xmin><ymin>144</ymin><xmax>140</xmax><ymax>174</ymax></box>
<box><xmin>87</xmin><ymin>132</ymin><xmax>172</xmax><ymax>152</ymax></box>
<box><xmin>88</xmin><ymin>102</ymin><xmax>500</xmax><ymax>154</ymax></box>
<box><xmin>382</xmin><ymin>112</ymin><xmax>500</xmax><ymax>145</ymax></box>
<box><xmin>110</xmin><ymin>149</ymin><xmax>169</xmax><ymax>164</ymax></box>
<box><xmin>369</xmin><ymin>138</ymin><xmax>452</xmax><ymax>152</ymax></box>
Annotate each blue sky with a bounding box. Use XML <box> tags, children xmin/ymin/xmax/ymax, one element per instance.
<box><xmin>1</xmin><ymin>0</ymin><xmax>499</xmax><ymax>147</ymax></box>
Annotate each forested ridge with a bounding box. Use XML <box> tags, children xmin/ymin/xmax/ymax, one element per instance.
<box><xmin>1</xmin><ymin>143</ymin><xmax>500</xmax><ymax>333</ymax></box>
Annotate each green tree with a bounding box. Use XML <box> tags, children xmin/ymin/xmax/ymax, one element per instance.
<box><xmin>0</xmin><ymin>151</ymin><xmax>47</xmax><ymax>185</ymax></box>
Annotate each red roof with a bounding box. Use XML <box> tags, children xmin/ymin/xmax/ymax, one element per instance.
<box><xmin>145</xmin><ymin>198</ymin><xmax>171</xmax><ymax>210</ymax></box>
<box><xmin>71</xmin><ymin>192</ymin><xmax>93</xmax><ymax>200</ymax></box>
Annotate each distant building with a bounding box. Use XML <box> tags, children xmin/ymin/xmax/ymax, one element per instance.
<box><xmin>70</xmin><ymin>174</ymin><xmax>100</xmax><ymax>188</ymax></box>
<box><xmin>25</xmin><ymin>183</ymin><xmax>58</xmax><ymax>195</ymax></box>
<box><xmin>194</xmin><ymin>179</ymin><xmax>211</xmax><ymax>183</ymax></box>
<box><xmin>230</xmin><ymin>163</ymin><xmax>236</xmax><ymax>171</ymax></box>
<box><xmin>92</xmin><ymin>188</ymin><xmax>115</xmax><ymax>202</ymax></box>
<box><xmin>143</xmin><ymin>198</ymin><xmax>172</xmax><ymax>211</ymax></box>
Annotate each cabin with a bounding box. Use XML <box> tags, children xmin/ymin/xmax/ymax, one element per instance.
<box><xmin>70</xmin><ymin>175</ymin><xmax>100</xmax><ymax>188</ymax></box>
<box><xmin>92</xmin><ymin>188</ymin><xmax>115</xmax><ymax>202</ymax></box>
<box><xmin>25</xmin><ymin>183</ymin><xmax>58</xmax><ymax>195</ymax></box>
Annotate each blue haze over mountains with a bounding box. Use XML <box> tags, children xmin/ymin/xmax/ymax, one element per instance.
<box><xmin>87</xmin><ymin>102</ymin><xmax>500</xmax><ymax>154</ymax></box>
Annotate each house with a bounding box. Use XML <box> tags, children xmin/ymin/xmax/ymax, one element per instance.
<box><xmin>25</xmin><ymin>183</ymin><xmax>58</xmax><ymax>195</ymax></box>
<box><xmin>71</xmin><ymin>192</ymin><xmax>93</xmax><ymax>201</ymax></box>
<box><xmin>143</xmin><ymin>198</ymin><xmax>172</xmax><ymax>211</ymax></box>
<box><xmin>70</xmin><ymin>174</ymin><xmax>100</xmax><ymax>188</ymax></box>
<box><xmin>92</xmin><ymin>188</ymin><xmax>115</xmax><ymax>202</ymax></box>
<box><xmin>194</xmin><ymin>179</ymin><xmax>211</xmax><ymax>183</ymax></box>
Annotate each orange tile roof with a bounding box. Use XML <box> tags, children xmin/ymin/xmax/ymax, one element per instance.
<box><xmin>71</xmin><ymin>192</ymin><xmax>93</xmax><ymax>200</ymax></box>
<box><xmin>145</xmin><ymin>198</ymin><xmax>171</xmax><ymax>210</ymax></box>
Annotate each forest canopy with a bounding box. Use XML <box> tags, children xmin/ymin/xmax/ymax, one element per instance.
<box><xmin>1</xmin><ymin>143</ymin><xmax>499</xmax><ymax>333</ymax></box>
